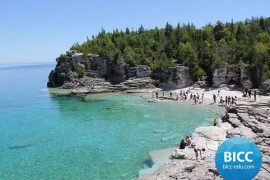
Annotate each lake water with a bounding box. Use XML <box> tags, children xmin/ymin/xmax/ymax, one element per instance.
<box><xmin>0</xmin><ymin>64</ymin><xmax>222</xmax><ymax>179</ymax></box>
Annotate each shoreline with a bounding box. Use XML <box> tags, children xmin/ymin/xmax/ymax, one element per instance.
<box><xmin>139</xmin><ymin>92</ymin><xmax>270</xmax><ymax>180</ymax></box>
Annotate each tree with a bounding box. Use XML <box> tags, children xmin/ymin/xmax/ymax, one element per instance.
<box><xmin>213</xmin><ymin>21</ymin><xmax>225</xmax><ymax>41</ymax></box>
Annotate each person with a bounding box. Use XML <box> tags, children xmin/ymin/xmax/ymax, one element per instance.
<box><xmin>170</xmin><ymin>92</ymin><xmax>172</xmax><ymax>98</ymax></box>
<box><xmin>155</xmin><ymin>91</ymin><xmax>159</xmax><ymax>99</ymax></box>
<box><xmin>179</xmin><ymin>139</ymin><xmax>187</xmax><ymax>149</ymax></box>
<box><xmin>185</xmin><ymin>136</ymin><xmax>192</xmax><ymax>146</ymax></box>
<box><xmin>213</xmin><ymin>119</ymin><xmax>218</xmax><ymax>126</ymax></box>
<box><xmin>254</xmin><ymin>90</ymin><xmax>257</xmax><ymax>101</ymax></box>
<box><xmin>194</xmin><ymin>147</ymin><xmax>206</xmax><ymax>160</ymax></box>
<box><xmin>213</xmin><ymin>94</ymin><xmax>217</xmax><ymax>103</ymax></box>
<box><xmin>218</xmin><ymin>90</ymin><xmax>220</xmax><ymax>97</ymax></box>
<box><xmin>228</xmin><ymin>96</ymin><xmax>231</xmax><ymax>105</ymax></box>
<box><xmin>201</xmin><ymin>93</ymin><xmax>204</xmax><ymax>103</ymax></box>
<box><xmin>219</xmin><ymin>96</ymin><xmax>224</xmax><ymax>105</ymax></box>
<box><xmin>248</xmin><ymin>90</ymin><xmax>252</xmax><ymax>98</ymax></box>
<box><xmin>225</xmin><ymin>96</ymin><xmax>228</xmax><ymax>104</ymax></box>
<box><xmin>184</xmin><ymin>94</ymin><xmax>187</xmax><ymax>100</ymax></box>
<box><xmin>193</xmin><ymin>94</ymin><xmax>197</xmax><ymax>104</ymax></box>
<box><xmin>231</xmin><ymin>96</ymin><xmax>235</xmax><ymax>104</ymax></box>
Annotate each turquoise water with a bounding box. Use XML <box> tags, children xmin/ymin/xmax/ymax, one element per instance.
<box><xmin>0</xmin><ymin>64</ymin><xmax>222</xmax><ymax>180</ymax></box>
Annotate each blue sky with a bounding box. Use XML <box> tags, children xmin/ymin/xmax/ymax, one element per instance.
<box><xmin>0</xmin><ymin>0</ymin><xmax>270</xmax><ymax>64</ymax></box>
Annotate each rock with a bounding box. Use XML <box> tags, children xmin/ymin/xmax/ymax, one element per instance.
<box><xmin>157</xmin><ymin>66</ymin><xmax>193</xmax><ymax>89</ymax></box>
<box><xmin>237</xmin><ymin>113</ymin><xmax>264</xmax><ymax>133</ymax></box>
<box><xmin>121</xmin><ymin>77</ymin><xmax>156</xmax><ymax>89</ymax></box>
<box><xmin>107</xmin><ymin>63</ymin><xmax>131</xmax><ymax>84</ymax></box>
<box><xmin>212</xmin><ymin>65</ymin><xmax>252</xmax><ymax>88</ymax></box>
<box><xmin>183</xmin><ymin>165</ymin><xmax>196</xmax><ymax>172</ymax></box>
<box><xmin>87</xmin><ymin>54</ymin><xmax>108</xmax><ymax>77</ymax></box>
<box><xmin>61</xmin><ymin>82</ymin><xmax>77</xmax><ymax>89</ymax></box>
<box><xmin>132</xmin><ymin>65</ymin><xmax>152</xmax><ymax>78</ymax></box>
<box><xmin>226</xmin><ymin>128</ymin><xmax>241</xmax><ymax>138</ymax></box>
<box><xmin>242</xmin><ymin>79</ymin><xmax>253</xmax><ymax>90</ymax></box>
<box><xmin>9</xmin><ymin>142</ymin><xmax>33</xmax><ymax>150</ymax></box>
<box><xmin>227</xmin><ymin>117</ymin><xmax>242</xmax><ymax>127</ymax></box>
<box><xmin>71</xmin><ymin>53</ymin><xmax>85</xmax><ymax>64</ymax></box>
<box><xmin>261</xmin><ymin>79</ymin><xmax>270</xmax><ymax>94</ymax></box>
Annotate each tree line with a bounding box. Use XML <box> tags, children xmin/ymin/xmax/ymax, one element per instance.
<box><xmin>68</xmin><ymin>17</ymin><xmax>270</xmax><ymax>82</ymax></box>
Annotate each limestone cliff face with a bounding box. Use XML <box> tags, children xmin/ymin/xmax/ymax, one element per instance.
<box><xmin>47</xmin><ymin>51</ymin><xmax>193</xmax><ymax>90</ymax></box>
<box><xmin>212</xmin><ymin>65</ymin><xmax>261</xmax><ymax>88</ymax></box>
<box><xmin>154</xmin><ymin>66</ymin><xmax>193</xmax><ymax>89</ymax></box>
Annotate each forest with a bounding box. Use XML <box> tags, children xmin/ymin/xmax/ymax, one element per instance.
<box><xmin>66</xmin><ymin>17</ymin><xmax>270</xmax><ymax>82</ymax></box>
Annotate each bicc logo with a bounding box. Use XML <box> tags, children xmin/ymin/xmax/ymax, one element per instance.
<box><xmin>215</xmin><ymin>137</ymin><xmax>262</xmax><ymax>180</ymax></box>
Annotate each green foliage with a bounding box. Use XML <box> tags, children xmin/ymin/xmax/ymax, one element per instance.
<box><xmin>64</xmin><ymin>17</ymin><xmax>270</xmax><ymax>82</ymax></box>
<box><xmin>74</xmin><ymin>65</ymin><xmax>86</xmax><ymax>78</ymax></box>
<box><xmin>57</xmin><ymin>54</ymin><xmax>69</xmax><ymax>67</ymax></box>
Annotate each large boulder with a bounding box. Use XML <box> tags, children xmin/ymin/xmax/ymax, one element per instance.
<box><xmin>158</xmin><ymin>66</ymin><xmax>193</xmax><ymax>89</ymax></box>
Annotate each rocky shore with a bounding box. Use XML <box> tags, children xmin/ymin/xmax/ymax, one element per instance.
<box><xmin>139</xmin><ymin>97</ymin><xmax>270</xmax><ymax>180</ymax></box>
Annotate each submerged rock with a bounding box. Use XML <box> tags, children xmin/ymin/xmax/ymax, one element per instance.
<box><xmin>9</xmin><ymin>143</ymin><xmax>33</xmax><ymax>150</ymax></box>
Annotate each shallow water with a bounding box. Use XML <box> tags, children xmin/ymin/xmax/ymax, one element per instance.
<box><xmin>0</xmin><ymin>64</ymin><xmax>222</xmax><ymax>179</ymax></box>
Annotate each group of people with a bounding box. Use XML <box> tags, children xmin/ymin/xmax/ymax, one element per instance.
<box><xmin>153</xmin><ymin>90</ymin><xmax>205</xmax><ymax>105</ymax></box>
<box><xmin>211</xmin><ymin>90</ymin><xmax>238</xmax><ymax>107</ymax></box>
<box><xmin>153</xmin><ymin>89</ymin><xmax>239</xmax><ymax>107</ymax></box>
<box><xmin>243</xmin><ymin>88</ymin><xmax>257</xmax><ymax>101</ymax></box>
<box><xmin>172</xmin><ymin>135</ymin><xmax>206</xmax><ymax>161</ymax></box>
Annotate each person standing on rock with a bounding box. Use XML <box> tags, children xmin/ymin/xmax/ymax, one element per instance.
<box><xmin>248</xmin><ymin>90</ymin><xmax>252</xmax><ymax>98</ymax></box>
<box><xmin>231</xmin><ymin>96</ymin><xmax>235</xmax><ymax>104</ymax></box>
<box><xmin>213</xmin><ymin>94</ymin><xmax>217</xmax><ymax>104</ymax></box>
<box><xmin>201</xmin><ymin>93</ymin><xmax>204</xmax><ymax>103</ymax></box>
<box><xmin>228</xmin><ymin>96</ymin><xmax>231</xmax><ymax>105</ymax></box>
<box><xmin>254</xmin><ymin>90</ymin><xmax>257</xmax><ymax>101</ymax></box>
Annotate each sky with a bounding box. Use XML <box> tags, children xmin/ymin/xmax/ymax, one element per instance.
<box><xmin>0</xmin><ymin>0</ymin><xmax>270</xmax><ymax>65</ymax></box>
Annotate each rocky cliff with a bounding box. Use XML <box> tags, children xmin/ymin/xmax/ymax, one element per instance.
<box><xmin>212</xmin><ymin>65</ymin><xmax>249</xmax><ymax>88</ymax></box>
<box><xmin>212</xmin><ymin>65</ymin><xmax>262</xmax><ymax>89</ymax></box>
<box><xmin>154</xmin><ymin>66</ymin><xmax>193</xmax><ymax>89</ymax></box>
<box><xmin>47</xmin><ymin>51</ymin><xmax>193</xmax><ymax>91</ymax></box>
<box><xmin>48</xmin><ymin>52</ymin><xmax>268</xmax><ymax>93</ymax></box>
